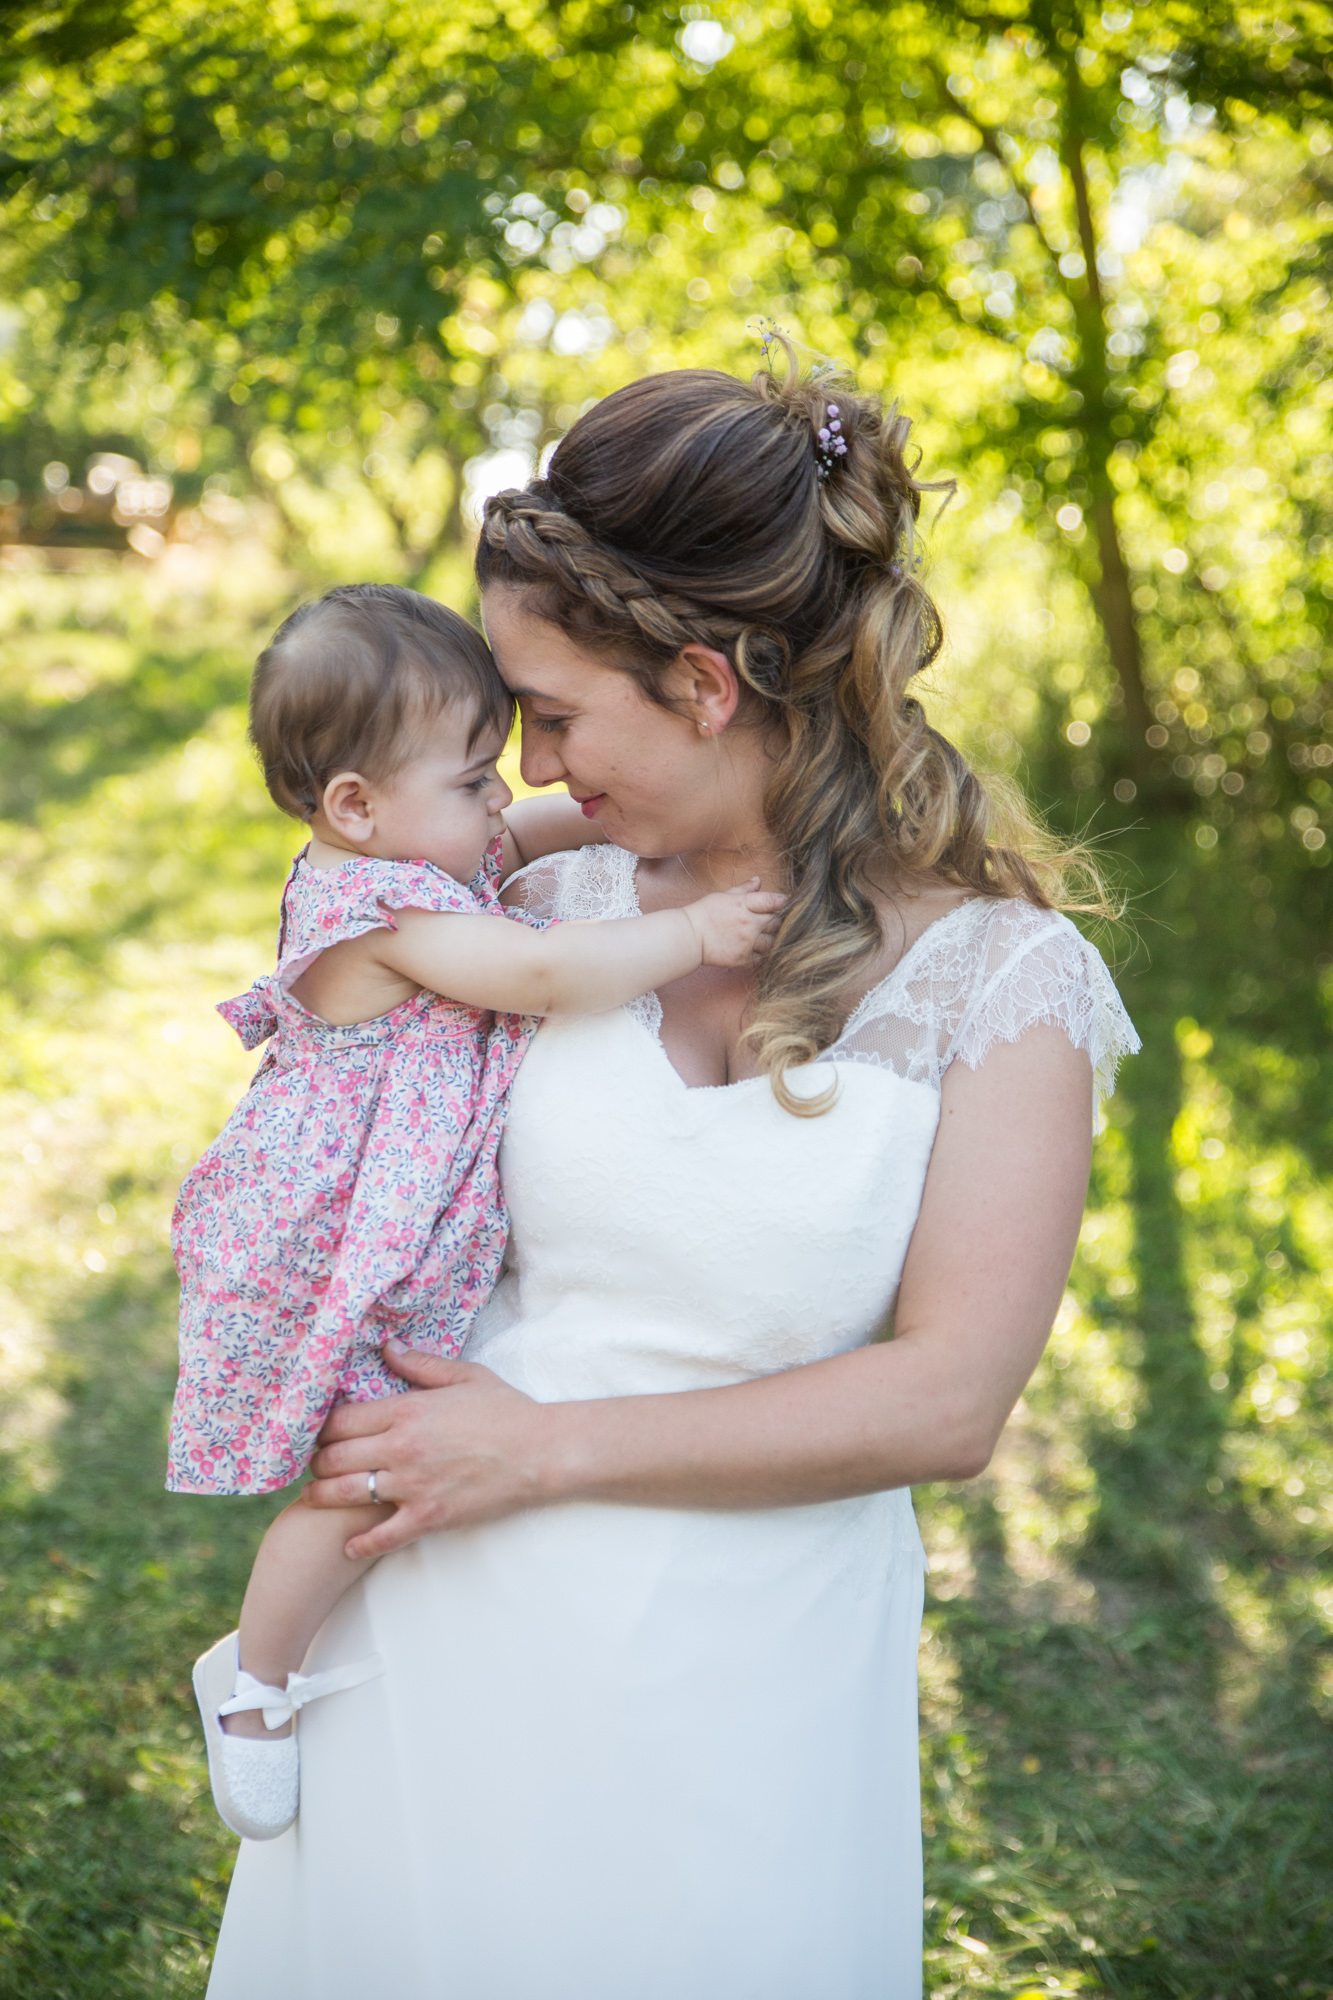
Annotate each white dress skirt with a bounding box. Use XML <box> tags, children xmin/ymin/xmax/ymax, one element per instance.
<box><xmin>206</xmin><ymin>847</ymin><xmax>1137</xmax><ymax>2000</ymax></box>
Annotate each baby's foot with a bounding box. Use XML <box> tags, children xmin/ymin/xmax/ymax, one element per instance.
<box><xmin>216</xmin><ymin>1730</ymin><xmax>300</xmax><ymax>1837</ymax></box>
<box><xmin>192</xmin><ymin>1631</ymin><xmax>385</xmax><ymax>1841</ymax></box>
<box><xmin>193</xmin><ymin>1634</ymin><xmax>299</xmax><ymax>1839</ymax></box>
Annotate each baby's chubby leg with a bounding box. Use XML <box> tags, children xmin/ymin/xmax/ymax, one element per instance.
<box><xmin>223</xmin><ymin>1495</ymin><xmax>390</xmax><ymax>1740</ymax></box>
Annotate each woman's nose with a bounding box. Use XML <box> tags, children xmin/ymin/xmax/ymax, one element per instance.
<box><xmin>519</xmin><ymin>735</ymin><xmax>566</xmax><ymax>789</ymax></box>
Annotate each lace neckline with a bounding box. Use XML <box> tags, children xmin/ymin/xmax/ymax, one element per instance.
<box><xmin>516</xmin><ymin>841</ymin><xmax>1137</xmax><ymax>1122</ymax></box>
<box><xmin>624</xmin><ymin>851</ymin><xmax>987</xmax><ymax>1092</ymax></box>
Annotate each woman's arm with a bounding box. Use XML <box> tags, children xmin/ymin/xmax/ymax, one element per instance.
<box><xmin>307</xmin><ymin>1025</ymin><xmax>1092</xmax><ymax>1556</ymax></box>
<box><xmin>376</xmin><ymin>883</ymin><xmax>782</xmax><ymax>1017</ymax></box>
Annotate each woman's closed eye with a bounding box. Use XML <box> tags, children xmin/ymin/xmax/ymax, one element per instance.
<box><xmin>525</xmin><ymin>710</ymin><xmax>570</xmax><ymax>735</ymax></box>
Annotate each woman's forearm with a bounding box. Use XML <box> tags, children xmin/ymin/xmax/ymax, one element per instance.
<box><xmin>309</xmin><ymin>1308</ymin><xmax>1048</xmax><ymax>1562</ymax></box>
<box><xmin>538</xmin><ymin>1333</ymin><xmax>1020</xmax><ymax>1512</ymax></box>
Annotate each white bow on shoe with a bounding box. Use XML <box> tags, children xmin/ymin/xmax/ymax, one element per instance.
<box><xmin>194</xmin><ymin>1632</ymin><xmax>385</xmax><ymax>1841</ymax></box>
<box><xmin>219</xmin><ymin>1654</ymin><xmax>387</xmax><ymax>1732</ymax></box>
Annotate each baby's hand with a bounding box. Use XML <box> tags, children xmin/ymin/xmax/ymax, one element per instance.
<box><xmin>685</xmin><ymin>878</ymin><xmax>787</xmax><ymax>969</ymax></box>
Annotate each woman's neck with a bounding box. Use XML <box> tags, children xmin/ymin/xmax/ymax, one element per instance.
<box><xmin>673</xmin><ymin>834</ymin><xmax>784</xmax><ymax>895</ymax></box>
<box><xmin>636</xmin><ymin>798</ymin><xmax>785</xmax><ymax>898</ymax></box>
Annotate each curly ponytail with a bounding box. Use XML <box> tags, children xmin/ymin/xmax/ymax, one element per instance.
<box><xmin>476</xmin><ymin>340</ymin><xmax>1109</xmax><ymax>1112</ymax></box>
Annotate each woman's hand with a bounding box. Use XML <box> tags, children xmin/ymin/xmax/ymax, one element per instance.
<box><xmin>305</xmin><ymin>1342</ymin><xmax>557</xmax><ymax>1559</ymax></box>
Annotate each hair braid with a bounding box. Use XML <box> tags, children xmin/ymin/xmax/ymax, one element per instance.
<box><xmin>476</xmin><ymin>350</ymin><xmax>1110</xmax><ymax>1113</ymax></box>
<box><xmin>481</xmin><ymin>488</ymin><xmax>793</xmax><ymax>702</ymax></box>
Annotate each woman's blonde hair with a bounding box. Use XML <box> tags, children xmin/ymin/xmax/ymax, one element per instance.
<box><xmin>476</xmin><ymin>338</ymin><xmax>1110</xmax><ymax>1112</ymax></box>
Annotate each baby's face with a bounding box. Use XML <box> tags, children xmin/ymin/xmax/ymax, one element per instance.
<box><xmin>367</xmin><ymin>709</ymin><xmax>513</xmax><ymax>880</ymax></box>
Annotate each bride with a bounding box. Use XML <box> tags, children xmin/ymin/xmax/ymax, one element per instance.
<box><xmin>205</xmin><ymin>347</ymin><xmax>1137</xmax><ymax>1997</ymax></box>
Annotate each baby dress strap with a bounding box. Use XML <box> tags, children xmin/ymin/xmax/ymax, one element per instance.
<box><xmin>474</xmin><ymin>832</ymin><xmax>507</xmax><ymax>904</ymax></box>
<box><xmin>326</xmin><ymin>856</ymin><xmax>486</xmax><ymax>940</ymax></box>
<box><xmin>217</xmin><ymin>980</ymin><xmax>281</xmax><ymax>1050</ymax></box>
<box><xmin>214</xmin><ymin>852</ymin><xmax>487</xmax><ymax>1046</ymax></box>
<box><xmin>266</xmin><ymin>853</ymin><xmax>487</xmax><ymax>980</ymax></box>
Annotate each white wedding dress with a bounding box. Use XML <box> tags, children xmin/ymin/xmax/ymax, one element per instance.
<box><xmin>207</xmin><ymin>846</ymin><xmax>1137</xmax><ymax>2000</ymax></box>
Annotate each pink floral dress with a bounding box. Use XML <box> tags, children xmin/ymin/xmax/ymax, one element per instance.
<box><xmin>168</xmin><ymin>839</ymin><xmax>536</xmax><ymax>1496</ymax></box>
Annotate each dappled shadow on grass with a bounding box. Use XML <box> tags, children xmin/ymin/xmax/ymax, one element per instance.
<box><xmin>922</xmin><ymin>1473</ymin><xmax>1333</xmax><ymax>1997</ymax></box>
<box><xmin>0</xmin><ymin>641</ymin><xmax>251</xmax><ymax>826</ymax></box>
<box><xmin>0</xmin><ymin>619</ymin><xmax>296</xmax><ymax>1008</ymax></box>
<box><xmin>919</xmin><ymin>818</ymin><xmax>1333</xmax><ymax>1996</ymax></box>
<box><xmin>0</xmin><ymin>1259</ymin><xmax>285</xmax><ymax>1999</ymax></box>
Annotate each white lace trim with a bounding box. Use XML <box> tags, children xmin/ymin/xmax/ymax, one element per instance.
<box><xmin>507</xmin><ymin>846</ymin><xmax>1140</xmax><ymax>1122</ymax></box>
<box><xmin>514</xmin><ymin>845</ymin><xmax>662</xmax><ymax>1035</ymax></box>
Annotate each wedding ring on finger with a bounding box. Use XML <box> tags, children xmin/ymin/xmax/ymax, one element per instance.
<box><xmin>367</xmin><ymin>1469</ymin><xmax>382</xmax><ymax>1505</ymax></box>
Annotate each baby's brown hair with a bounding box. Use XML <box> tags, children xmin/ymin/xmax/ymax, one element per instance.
<box><xmin>251</xmin><ymin>584</ymin><xmax>513</xmax><ymax>821</ymax></box>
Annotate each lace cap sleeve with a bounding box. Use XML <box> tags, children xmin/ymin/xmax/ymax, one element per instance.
<box><xmin>950</xmin><ymin>904</ymin><xmax>1140</xmax><ymax>1126</ymax></box>
<box><xmin>502</xmin><ymin>842</ymin><xmax>637</xmax><ymax>923</ymax></box>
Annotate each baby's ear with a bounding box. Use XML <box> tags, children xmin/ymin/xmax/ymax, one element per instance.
<box><xmin>320</xmin><ymin>770</ymin><xmax>376</xmax><ymax>843</ymax></box>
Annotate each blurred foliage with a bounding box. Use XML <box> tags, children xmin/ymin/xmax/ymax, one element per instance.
<box><xmin>1</xmin><ymin>3</ymin><xmax>1332</xmax><ymax>1995</ymax></box>
<box><xmin>3</xmin><ymin>0</ymin><xmax>1333</xmax><ymax>820</ymax></box>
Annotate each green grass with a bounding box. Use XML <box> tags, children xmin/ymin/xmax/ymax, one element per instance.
<box><xmin>917</xmin><ymin>836</ymin><xmax>1333</xmax><ymax>1995</ymax></box>
<box><xmin>1</xmin><ymin>560</ymin><xmax>1330</xmax><ymax>1998</ymax></box>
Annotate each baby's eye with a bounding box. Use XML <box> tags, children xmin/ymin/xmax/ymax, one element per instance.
<box><xmin>466</xmin><ymin>772</ymin><xmax>494</xmax><ymax>793</ymax></box>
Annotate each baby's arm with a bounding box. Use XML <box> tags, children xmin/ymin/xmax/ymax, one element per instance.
<box><xmin>499</xmin><ymin>793</ymin><xmax>604</xmax><ymax>880</ymax></box>
<box><xmin>373</xmin><ymin>883</ymin><xmax>784</xmax><ymax>1018</ymax></box>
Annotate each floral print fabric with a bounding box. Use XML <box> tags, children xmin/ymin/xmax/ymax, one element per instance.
<box><xmin>168</xmin><ymin>839</ymin><xmax>535</xmax><ymax>1495</ymax></box>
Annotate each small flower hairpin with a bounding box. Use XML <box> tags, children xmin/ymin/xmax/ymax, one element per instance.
<box><xmin>756</xmin><ymin>314</ymin><xmax>784</xmax><ymax>360</ymax></box>
<box><xmin>815</xmin><ymin>403</ymin><xmax>848</xmax><ymax>480</ymax></box>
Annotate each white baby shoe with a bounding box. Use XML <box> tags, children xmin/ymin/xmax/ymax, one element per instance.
<box><xmin>193</xmin><ymin>1631</ymin><xmax>384</xmax><ymax>1841</ymax></box>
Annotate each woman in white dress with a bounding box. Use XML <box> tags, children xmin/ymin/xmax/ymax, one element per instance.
<box><xmin>205</xmin><ymin>348</ymin><xmax>1137</xmax><ymax>1998</ymax></box>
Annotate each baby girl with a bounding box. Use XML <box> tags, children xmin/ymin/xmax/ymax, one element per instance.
<box><xmin>170</xmin><ymin>583</ymin><xmax>781</xmax><ymax>1841</ymax></box>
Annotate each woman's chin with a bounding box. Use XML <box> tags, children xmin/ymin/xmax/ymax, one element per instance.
<box><xmin>581</xmin><ymin>797</ymin><xmax>687</xmax><ymax>859</ymax></box>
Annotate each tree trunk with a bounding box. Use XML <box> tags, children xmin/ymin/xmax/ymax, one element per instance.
<box><xmin>408</xmin><ymin>449</ymin><xmax>467</xmax><ymax>590</ymax></box>
<box><xmin>1089</xmin><ymin>487</ymin><xmax>1153</xmax><ymax>743</ymax></box>
<box><xmin>1060</xmin><ymin>76</ymin><xmax>1154</xmax><ymax>770</ymax></box>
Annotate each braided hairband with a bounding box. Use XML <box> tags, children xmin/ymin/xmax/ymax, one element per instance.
<box><xmin>483</xmin><ymin>487</ymin><xmax>791</xmax><ymax>695</ymax></box>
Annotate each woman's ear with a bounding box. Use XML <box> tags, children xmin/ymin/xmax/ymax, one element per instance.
<box><xmin>320</xmin><ymin>771</ymin><xmax>377</xmax><ymax>846</ymax></box>
<box><xmin>674</xmin><ymin>644</ymin><xmax>740</xmax><ymax>738</ymax></box>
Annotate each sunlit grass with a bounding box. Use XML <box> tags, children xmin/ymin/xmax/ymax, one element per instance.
<box><xmin>1</xmin><ymin>559</ymin><xmax>1330</xmax><ymax>1995</ymax></box>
